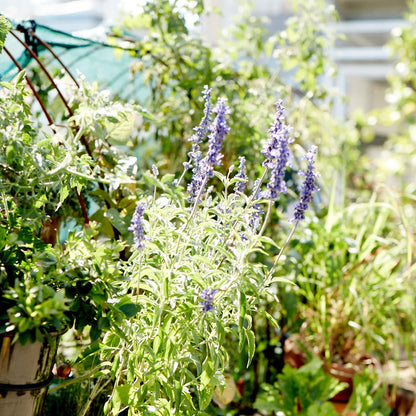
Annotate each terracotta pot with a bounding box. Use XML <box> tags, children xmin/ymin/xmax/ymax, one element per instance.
<box><xmin>324</xmin><ymin>362</ymin><xmax>356</xmax><ymax>402</ymax></box>
<box><xmin>0</xmin><ymin>332</ymin><xmax>59</xmax><ymax>416</ymax></box>
<box><xmin>331</xmin><ymin>400</ymin><xmax>356</xmax><ymax>415</ymax></box>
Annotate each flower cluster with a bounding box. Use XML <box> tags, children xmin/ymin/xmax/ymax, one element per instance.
<box><xmin>128</xmin><ymin>201</ymin><xmax>148</xmax><ymax>250</ymax></box>
<box><xmin>187</xmin><ymin>98</ymin><xmax>231</xmax><ymax>203</ymax></box>
<box><xmin>261</xmin><ymin>100</ymin><xmax>293</xmax><ymax>200</ymax></box>
<box><xmin>184</xmin><ymin>86</ymin><xmax>212</xmax><ymax>172</ymax></box>
<box><xmin>234</xmin><ymin>156</ymin><xmax>248</xmax><ymax>193</ymax></box>
<box><xmin>200</xmin><ymin>288</ymin><xmax>218</xmax><ymax>313</ymax></box>
<box><xmin>290</xmin><ymin>145</ymin><xmax>319</xmax><ymax>222</ymax></box>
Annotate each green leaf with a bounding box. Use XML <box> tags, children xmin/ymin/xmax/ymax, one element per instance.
<box><xmin>306</xmin><ymin>402</ymin><xmax>339</xmax><ymax>416</ymax></box>
<box><xmin>161</xmin><ymin>173</ymin><xmax>175</xmax><ymax>184</ymax></box>
<box><xmin>105</xmin><ymin>113</ymin><xmax>135</xmax><ymax>145</ymax></box>
<box><xmin>119</xmin><ymin>302</ymin><xmax>140</xmax><ymax>318</ymax></box>
<box><xmin>198</xmin><ymin>385</ymin><xmax>214</xmax><ymax>410</ymax></box>
<box><xmin>245</xmin><ymin>328</ymin><xmax>256</xmax><ymax>367</ymax></box>
<box><xmin>58</xmin><ymin>184</ymin><xmax>70</xmax><ymax>210</ymax></box>
<box><xmin>104</xmin><ymin>208</ymin><xmax>127</xmax><ymax>233</ymax></box>
<box><xmin>114</xmin><ymin>384</ymin><xmax>132</xmax><ymax>406</ymax></box>
<box><xmin>0</xmin><ymin>16</ymin><xmax>11</xmax><ymax>53</ymax></box>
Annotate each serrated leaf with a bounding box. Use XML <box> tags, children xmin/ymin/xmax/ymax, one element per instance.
<box><xmin>0</xmin><ymin>16</ymin><xmax>11</xmax><ymax>53</ymax></box>
<box><xmin>57</xmin><ymin>184</ymin><xmax>70</xmax><ymax>210</ymax></box>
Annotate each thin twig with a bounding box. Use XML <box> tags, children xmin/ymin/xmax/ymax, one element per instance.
<box><xmin>264</xmin><ymin>221</ymin><xmax>298</xmax><ymax>287</ymax></box>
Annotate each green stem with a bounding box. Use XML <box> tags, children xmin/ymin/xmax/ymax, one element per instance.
<box><xmin>47</xmin><ymin>365</ymin><xmax>102</xmax><ymax>393</ymax></box>
<box><xmin>181</xmin><ymin>176</ymin><xmax>208</xmax><ymax>233</ymax></box>
<box><xmin>250</xmin><ymin>168</ymin><xmax>269</xmax><ymax>204</ymax></box>
<box><xmin>176</xmin><ymin>167</ymin><xmax>188</xmax><ymax>187</ymax></box>
<box><xmin>136</xmin><ymin>254</ymin><xmax>143</xmax><ymax>304</ymax></box>
<box><xmin>259</xmin><ymin>200</ymin><xmax>273</xmax><ymax>237</ymax></box>
<box><xmin>79</xmin><ymin>376</ymin><xmax>112</xmax><ymax>416</ymax></box>
<box><xmin>264</xmin><ymin>221</ymin><xmax>298</xmax><ymax>287</ymax></box>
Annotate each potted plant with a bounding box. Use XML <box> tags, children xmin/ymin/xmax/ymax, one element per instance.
<box><xmin>277</xmin><ymin>189</ymin><xmax>412</xmax><ymax>412</ymax></box>
<box><xmin>0</xmin><ymin>62</ymin><xmax>146</xmax><ymax>413</ymax></box>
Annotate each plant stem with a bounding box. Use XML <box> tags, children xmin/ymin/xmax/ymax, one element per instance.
<box><xmin>264</xmin><ymin>221</ymin><xmax>298</xmax><ymax>287</ymax></box>
<box><xmin>181</xmin><ymin>176</ymin><xmax>208</xmax><ymax>233</ymax></box>
<box><xmin>48</xmin><ymin>365</ymin><xmax>102</xmax><ymax>393</ymax></box>
<box><xmin>79</xmin><ymin>376</ymin><xmax>112</xmax><ymax>416</ymax></box>
<box><xmin>176</xmin><ymin>167</ymin><xmax>188</xmax><ymax>187</ymax></box>
<box><xmin>259</xmin><ymin>200</ymin><xmax>273</xmax><ymax>237</ymax></box>
<box><xmin>250</xmin><ymin>168</ymin><xmax>269</xmax><ymax>204</ymax></box>
<box><xmin>136</xmin><ymin>254</ymin><xmax>143</xmax><ymax>304</ymax></box>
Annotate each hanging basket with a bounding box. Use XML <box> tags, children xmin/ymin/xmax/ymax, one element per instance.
<box><xmin>0</xmin><ymin>332</ymin><xmax>59</xmax><ymax>416</ymax></box>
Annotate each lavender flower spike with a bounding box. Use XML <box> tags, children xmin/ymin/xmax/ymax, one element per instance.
<box><xmin>128</xmin><ymin>201</ymin><xmax>148</xmax><ymax>250</ymax></box>
<box><xmin>290</xmin><ymin>145</ymin><xmax>320</xmax><ymax>223</ymax></box>
<box><xmin>261</xmin><ymin>100</ymin><xmax>293</xmax><ymax>200</ymax></box>
<box><xmin>202</xmin><ymin>98</ymin><xmax>231</xmax><ymax>176</ymax></box>
<box><xmin>200</xmin><ymin>288</ymin><xmax>218</xmax><ymax>312</ymax></box>
<box><xmin>187</xmin><ymin>98</ymin><xmax>231</xmax><ymax>203</ymax></box>
<box><xmin>234</xmin><ymin>156</ymin><xmax>248</xmax><ymax>193</ymax></box>
<box><xmin>184</xmin><ymin>86</ymin><xmax>212</xmax><ymax>171</ymax></box>
<box><xmin>189</xmin><ymin>85</ymin><xmax>212</xmax><ymax>146</ymax></box>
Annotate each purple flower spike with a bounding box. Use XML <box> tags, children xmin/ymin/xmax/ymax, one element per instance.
<box><xmin>200</xmin><ymin>288</ymin><xmax>218</xmax><ymax>313</ymax></box>
<box><xmin>202</xmin><ymin>98</ymin><xmax>231</xmax><ymax>176</ymax></box>
<box><xmin>189</xmin><ymin>85</ymin><xmax>212</xmax><ymax>146</ymax></box>
<box><xmin>185</xmin><ymin>86</ymin><xmax>212</xmax><ymax>171</ymax></box>
<box><xmin>128</xmin><ymin>201</ymin><xmax>149</xmax><ymax>250</ymax></box>
<box><xmin>234</xmin><ymin>156</ymin><xmax>248</xmax><ymax>193</ymax></box>
<box><xmin>187</xmin><ymin>98</ymin><xmax>231</xmax><ymax>203</ymax></box>
<box><xmin>290</xmin><ymin>146</ymin><xmax>320</xmax><ymax>223</ymax></box>
<box><xmin>261</xmin><ymin>100</ymin><xmax>293</xmax><ymax>200</ymax></box>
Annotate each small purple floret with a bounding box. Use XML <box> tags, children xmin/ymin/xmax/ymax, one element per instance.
<box><xmin>200</xmin><ymin>288</ymin><xmax>218</xmax><ymax>312</ymax></box>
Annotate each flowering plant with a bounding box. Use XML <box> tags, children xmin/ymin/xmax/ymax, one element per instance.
<box><xmin>95</xmin><ymin>88</ymin><xmax>319</xmax><ymax>415</ymax></box>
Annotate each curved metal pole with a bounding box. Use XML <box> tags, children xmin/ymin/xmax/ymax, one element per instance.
<box><xmin>10</xmin><ymin>30</ymin><xmax>74</xmax><ymax>117</ymax></box>
<box><xmin>3</xmin><ymin>46</ymin><xmax>56</xmax><ymax>128</ymax></box>
<box><xmin>28</xmin><ymin>30</ymin><xmax>79</xmax><ymax>88</ymax></box>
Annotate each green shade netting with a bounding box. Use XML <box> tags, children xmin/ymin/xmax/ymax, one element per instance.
<box><xmin>0</xmin><ymin>19</ymin><xmax>145</xmax><ymax>101</ymax></box>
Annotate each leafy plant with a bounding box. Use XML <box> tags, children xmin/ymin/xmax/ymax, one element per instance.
<box><xmin>110</xmin><ymin>0</ymin><xmax>352</xmax><ymax>180</ymax></box>
<box><xmin>66</xmin><ymin>90</ymin><xmax>321</xmax><ymax>415</ymax></box>
<box><xmin>254</xmin><ymin>357</ymin><xmax>345</xmax><ymax>415</ymax></box>
<box><xmin>347</xmin><ymin>369</ymin><xmax>391</xmax><ymax>415</ymax></box>
<box><xmin>276</xmin><ymin>185</ymin><xmax>413</xmax><ymax>370</ymax></box>
<box><xmin>0</xmin><ymin>70</ymin><xmax>147</xmax><ymax>344</ymax></box>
